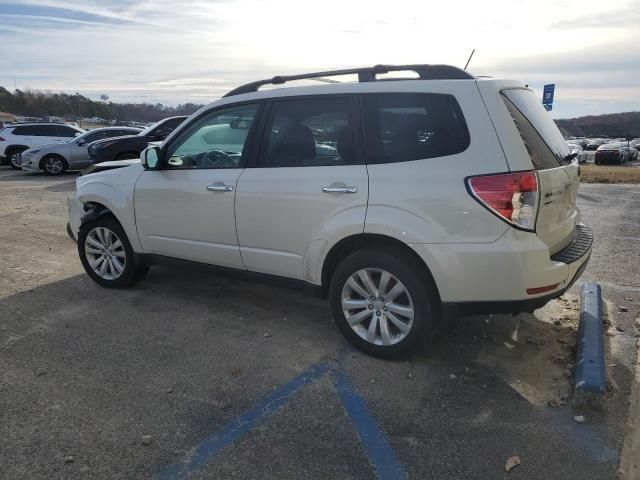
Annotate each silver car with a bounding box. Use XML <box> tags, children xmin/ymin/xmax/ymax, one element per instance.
<box><xmin>20</xmin><ymin>126</ymin><xmax>142</xmax><ymax>175</ymax></box>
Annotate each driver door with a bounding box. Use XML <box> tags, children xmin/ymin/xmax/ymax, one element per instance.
<box><xmin>134</xmin><ymin>103</ymin><xmax>260</xmax><ymax>268</ymax></box>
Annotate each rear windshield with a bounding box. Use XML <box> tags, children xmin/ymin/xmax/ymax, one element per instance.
<box><xmin>501</xmin><ymin>88</ymin><xmax>570</xmax><ymax>170</ymax></box>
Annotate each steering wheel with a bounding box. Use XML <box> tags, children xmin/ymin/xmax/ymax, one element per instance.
<box><xmin>199</xmin><ymin>150</ymin><xmax>237</xmax><ymax>168</ymax></box>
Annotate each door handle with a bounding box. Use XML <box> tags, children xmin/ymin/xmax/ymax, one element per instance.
<box><xmin>322</xmin><ymin>185</ymin><xmax>358</xmax><ymax>194</ymax></box>
<box><xmin>207</xmin><ymin>183</ymin><xmax>234</xmax><ymax>192</ymax></box>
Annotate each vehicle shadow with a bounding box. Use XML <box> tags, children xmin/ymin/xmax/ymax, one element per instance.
<box><xmin>0</xmin><ymin>264</ymin><xmax>630</xmax><ymax>479</ymax></box>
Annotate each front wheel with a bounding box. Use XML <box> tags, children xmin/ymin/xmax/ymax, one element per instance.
<box><xmin>78</xmin><ymin>216</ymin><xmax>148</xmax><ymax>288</ymax></box>
<box><xmin>42</xmin><ymin>155</ymin><xmax>67</xmax><ymax>175</ymax></box>
<box><xmin>329</xmin><ymin>249</ymin><xmax>439</xmax><ymax>359</ymax></box>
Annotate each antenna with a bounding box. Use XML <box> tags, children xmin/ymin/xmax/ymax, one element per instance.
<box><xmin>464</xmin><ymin>49</ymin><xmax>476</xmax><ymax>71</ymax></box>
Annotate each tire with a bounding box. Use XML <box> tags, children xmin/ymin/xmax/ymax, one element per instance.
<box><xmin>7</xmin><ymin>148</ymin><xmax>26</xmax><ymax>170</ymax></box>
<box><xmin>329</xmin><ymin>248</ymin><xmax>439</xmax><ymax>359</ymax></box>
<box><xmin>78</xmin><ymin>216</ymin><xmax>148</xmax><ymax>288</ymax></box>
<box><xmin>42</xmin><ymin>155</ymin><xmax>67</xmax><ymax>175</ymax></box>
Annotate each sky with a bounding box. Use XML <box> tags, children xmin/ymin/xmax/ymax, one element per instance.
<box><xmin>0</xmin><ymin>0</ymin><xmax>638</xmax><ymax>118</ymax></box>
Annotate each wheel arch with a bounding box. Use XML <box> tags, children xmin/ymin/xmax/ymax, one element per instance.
<box><xmin>80</xmin><ymin>201</ymin><xmax>116</xmax><ymax>227</ymax></box>
<box><xmin>5</xmin><ymin>144</ymin><xmax>29</xmax><ymax>157</ymax></box>
<box><xmin>319</xmin><ymin>233</ymin><xmax>440</xmax><ymax>300</ymax></box>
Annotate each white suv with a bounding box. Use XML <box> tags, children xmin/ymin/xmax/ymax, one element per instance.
<box><xmin>1</xmin><ymin>122</ymin><xmax>85</xmax><ymax>169</ymax></box>
<box><xmin>68</xmin><ymin>64</ymin><xmax>592</xmax><ymax>358</ymax></box>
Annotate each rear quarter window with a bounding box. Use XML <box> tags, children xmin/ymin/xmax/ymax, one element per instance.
<box><xmin>362</xmin><ymin>93</ymin><xmax>470</xmax><ymax>164</ymax></box>
<box><xmin>501</xmin><ymin>88</ymin><xmax>571</xmax><ymax>170</ymax></box>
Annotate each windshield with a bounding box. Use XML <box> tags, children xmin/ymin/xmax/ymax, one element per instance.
<box><xmin>138</xmin><ymin>120</ymin><xmax>164</xmax><ymax>136</ymax></box>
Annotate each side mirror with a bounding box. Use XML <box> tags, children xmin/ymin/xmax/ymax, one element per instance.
<box><xmin>75</xmin><ymin>132</ymin><xmax>82</xmax><ymax>137</ymax></box>
<box><xmin>77</xmin><ymin>138</ymin><xmax>87</xmax><ymax>146</ymax></box>
<box><xmin>142</xmin><ymin>146</ymin><xmax>161</xmax><ymax>169</ymax></box>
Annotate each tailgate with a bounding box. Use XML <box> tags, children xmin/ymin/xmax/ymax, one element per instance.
<box><xmin>500</xmin><ymin>88</ymin><xmax>579</xmax><ymax>254</ymax></box>
<box><xmin>536</xmin><ymin>164</ymin><xmax>579</xmax><ymax>253</ymax></box>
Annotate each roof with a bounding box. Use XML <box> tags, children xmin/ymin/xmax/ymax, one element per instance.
<box><xmin>224</xmin><ymin>64</ymin><xmax>474</xmax><ymax>97</ymax></box>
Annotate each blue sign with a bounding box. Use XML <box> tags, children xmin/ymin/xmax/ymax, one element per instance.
<box><xmin>543</xmin><ymin>84</ymin><xmax>555</xmax><ymax>105</ymax></box>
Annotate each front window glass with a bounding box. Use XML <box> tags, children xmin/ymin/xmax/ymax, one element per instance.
<box><xmin>164</xmin><ymin>105</ymin><xmax>258</xmax><ymax>169</ymax></box>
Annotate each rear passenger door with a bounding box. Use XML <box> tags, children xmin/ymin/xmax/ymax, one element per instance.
<box><xmin>235</xmin><ymin>96</ymin><xmax>368</xmax><ymax>281</ymax></box>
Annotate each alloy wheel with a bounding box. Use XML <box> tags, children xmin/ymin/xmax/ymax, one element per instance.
<box><xmin>10</xmin><ymin>153</ymin><xmax>22</xmax><ymax>168</ymax></box>
<box><xmin>84</xmin><ymin>227</ymin><xmax>126</xmax><ymax>280</ymax></box>
<box><xmin>44</xmin><ymin>157</ymin><xmax>64</xmax><ymax>174</ymax></box>
<box><xmin>341</xmin><ymin>268</ymin><xmax>414</xmax><ymax>346</ymax></box>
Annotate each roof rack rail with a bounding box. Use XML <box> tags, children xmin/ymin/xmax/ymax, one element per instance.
<box><xmin>223</xmin><ymin>64</ymin><xmax>474</xmax><ymax>97</ymax></box>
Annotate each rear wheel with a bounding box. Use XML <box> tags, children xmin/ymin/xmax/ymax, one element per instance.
<box><xmin>329</xmin><ymin>249</ymin><xmax>439</xmax><ymax>359</ymax></box>
<box><xmin>8</xmin><ymin>148</ymin><xmax>26</xmax><ymax>169</ymax></box>
<box><xmin>78</xmin><ymin>216</ymin><xmax>149</xmax><ymax>288</ymax></box>
<box><xmin>42</xmin><ymin>155</ymin><xmax>67</xmax><ymax>175</ymax></box>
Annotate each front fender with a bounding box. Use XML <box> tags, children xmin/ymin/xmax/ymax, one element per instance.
<box><xmin>75</xmin><ymin>165</ymin><xmax>144</xmax><ymax>251</ymax></box>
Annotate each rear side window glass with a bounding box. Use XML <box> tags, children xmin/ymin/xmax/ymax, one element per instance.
<box><xmin>32</xmin><ymin>125</ymin><xmax>59</xmax><ymax>136</ymax></box>
<box><xmin>501</xmin><ymin>89</ymin><xmax>571</xmax><ymax>170</ymax></box>
<box><xmin>257</xmin><ymin>97</ymin><xmax>358</xmax><ymax>168</ymax></box>
<box><xmin>11</xmin><ymin>126</ymin><xmax>35</xmax><ymax>136</ymax></box>
<box><xmin>362</xmin><ymin>93</ymin><xmax>469</xmax><ymax>164</ymax></box>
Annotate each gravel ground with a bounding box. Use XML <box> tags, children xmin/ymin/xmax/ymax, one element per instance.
<box><xmin>0</xmin><ymin>168</ymin><xmax>638</xmax><ymax>479</ymax></box>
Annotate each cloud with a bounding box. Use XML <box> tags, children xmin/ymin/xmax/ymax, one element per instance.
<box><xmin>0</xmin><ymin>0</ymin><xmax>637</xmax><ymax>117</ymax></box>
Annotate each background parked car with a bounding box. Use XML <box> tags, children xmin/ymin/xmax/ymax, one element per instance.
<box><xmin>585</xmin><ymin>139</ymin><xmax>606</xmax><ymax>151</ymax></box>
<box><xmin>625</xmin><ymin>143</ymin><xmax>639</xmax><ymax>161</ymax></box>
<box><xmin>595</xmin><ymin>143</ymin><xmax>631</xmax><ymax>165</ymax></box>
<box><xmin>566</xmin><ymin>142</ymin><xmax>588</xmax><ymax>163</ymax></box>
<box><xmin>0</xmin><ymin>123</ymin><xmax>85</xmax><ymax>169</ymax></box>
<box><xmin>20</xmin><ymin>126</ymin><xmax>142</xmax><ymax>175</ymax></box>
<box><xmin>87</xmin><ymin>116</ymin><xmax>187</xmax><ymax>164</ymax></box>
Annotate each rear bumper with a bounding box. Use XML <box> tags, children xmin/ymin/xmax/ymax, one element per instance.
<box><xmin>595</xmin><ymin>152</ymin><xmax>622</xmax><ymax>163</ymax></box>
<box><xmin>452</xmin><ymin>253</ymin><xmax>590</xmax><ymax>314</ymax></box>
<box><xmin>410</xmin><ymin>223</ymin><xmax>593</xmax><ymax>310</ymax></box>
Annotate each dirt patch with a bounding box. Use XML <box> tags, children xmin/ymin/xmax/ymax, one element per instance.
<box><xmin>447</xmin><ymin>295</ymin><xmax>581</xmax><ymax>406</ymax></box>
<box><xmin>580</xmin><ymin>165</ymin><xmax>640</xmax><ymax>184</ymax></box>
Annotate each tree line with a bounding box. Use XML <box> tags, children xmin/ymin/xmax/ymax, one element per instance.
<box><xmin>555</xmin><ymin>112</ymin><xmax>640</xmax><ymax>138</ymax></box>
<box><xmin>0</xmin><ymin>86</ymin><xmax>203</xmax><ymax>123</ymax></box>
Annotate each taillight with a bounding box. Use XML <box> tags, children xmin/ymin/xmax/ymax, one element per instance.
<box><xmin>466</xmin><ymin>171</ymin><xmax>539</xmax><ymax>231</ymax></box>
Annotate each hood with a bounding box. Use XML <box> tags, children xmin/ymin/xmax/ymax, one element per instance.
<box><xmin>24</xmin><ymin>142</ymin><xmax>65</xmax><ymax>153</ymax></box>
<box><xmin>77</xmin><ymin>162</ymin><xmax>144</xmax><ymax>185</ymax></box>
<box><xmin>80</xmin><ymin>158</ymin><xmax>140</xmax><ymax>176</ymax></box>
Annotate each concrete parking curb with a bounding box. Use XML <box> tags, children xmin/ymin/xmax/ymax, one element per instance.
<box><xmin>575</xmin><ymin>283</ymin><xmax>606</xmax><ymax>395</ymax></box>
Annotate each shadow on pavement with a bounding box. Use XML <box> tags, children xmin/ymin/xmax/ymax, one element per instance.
<box><xmin>0</xmin><ymin>264</ymin><xmax>628</xmax><ymax>479</ymax></box>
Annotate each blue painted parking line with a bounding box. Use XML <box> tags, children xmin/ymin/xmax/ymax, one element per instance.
<box><xmin>332</xmin><ymin>369</ymin><xmax>409</xmax><ymax>480</ymax></box>
<box><xmin>153</xmin><ymin>361</ymin><xmax>331</xmax><ymax>480</ymax></box>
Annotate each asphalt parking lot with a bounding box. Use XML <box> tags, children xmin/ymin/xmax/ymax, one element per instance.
<box><xmin>1</xmin><ymin>168</ymin><xmax>639</xmax><ymax>479</ymax></box>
